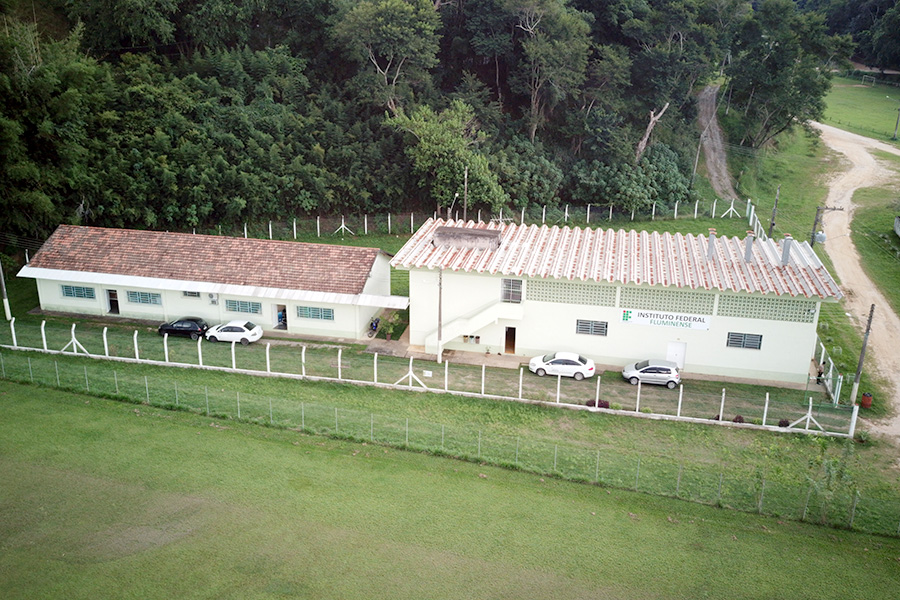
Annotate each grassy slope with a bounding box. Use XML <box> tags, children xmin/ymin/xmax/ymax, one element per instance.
<box><xmin>823</xmin><ymin>77</ymin><xmax>900</xmax><ymax>146</ymax></box>
<box><xmin>2</xmin><ymin>381</ymin><xmax>898</xmax><ymax>600</ymax></box>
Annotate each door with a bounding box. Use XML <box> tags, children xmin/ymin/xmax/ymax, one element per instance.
<box><xmin>107</xmin><ymin>290</ymin><xmax>119</xmax><ymax>314</ymax></box>
<box><xmin>666</xmin><ymin>342</ymin><xmax>686</xmax><ymax>369</ymax></box>
<box><xmin>275</xmin><ymin>304</ymin><xmax>287</xmax><ymax>330</ymax></box>
<box><xmin>504</xmin><ymin>327</ymin><xmax>516</xmax><ymax>354</ymax></box>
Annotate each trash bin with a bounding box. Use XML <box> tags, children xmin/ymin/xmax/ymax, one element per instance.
<box><xmin>861</xmin><ymin>393</ymin><xmax>873</xmax><ymax>409</ymax></box>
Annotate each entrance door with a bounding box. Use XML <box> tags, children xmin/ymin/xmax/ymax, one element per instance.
<box><xmin>504</xmin><ymin>327</ymin><xmax>516</xmax><ymax>354</ymax></box>
<box><xmin>107</xmin><ymin>290</ymin><xmax>119</xmax><ymax>314</ymax></box>
<box><xmin>275</xmin><ymin>304</ymin><xmax>287</xmax><ymax>330</ymax></box>
<box><xmin>666</xmin><ymin>342</ymin><xmax>686</xmax><ymax>368</ymax></box>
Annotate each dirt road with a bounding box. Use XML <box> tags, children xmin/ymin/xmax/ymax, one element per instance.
<box><xmin>698</xmin><ymin>86</ymin><xmax>739</xmax><ymax>201</ymax></box>
<box><xmin>813</xmin><ymin>123</ymin><xmax>900</xmax><ymax>438</ymax></box>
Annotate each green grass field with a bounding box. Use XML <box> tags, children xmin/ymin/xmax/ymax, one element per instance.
<box><xmin>2</xmin><ymin>381</ymin><xmax>899</xmax><ymax>600</ymax></box>
<box><xmin>824</xmin><ymin>77</ymin><xmax>900</xmax><ymax>145</ymax></box>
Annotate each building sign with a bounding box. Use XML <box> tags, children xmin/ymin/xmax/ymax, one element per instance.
<box><xmin>621</xmin><ymin>309</ymin><xmax>710</xmax><ymax>330</ymax></box>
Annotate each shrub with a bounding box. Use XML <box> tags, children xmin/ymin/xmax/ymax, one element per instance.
<box><xmin>585</xmin><ymin>399</ymin><xmax>610</xmax><ymax>409</ymax></box>
<box><xmin>733</xmin><ymin>415</ymin><xmax>745</xmax><ymax>423</ymax></box>
<box><xmin>640</xmin><ymin>407</ymin><xmax>652</xmax><ymax>414</ymax></box>
<box><xmin>598</xmin><ymin>400</ymin><xmax>609</xmax><ymax>409</ymax></box>
<box><xmin>610</xmin><ymin>402</ymin><xmax>622</xmax><ymax>411</ymax></box>
<box><xmin>855</xmin><ymin>430</ymin><xmax>871</xmax><ymax>444</ymax></box>
<box><xmin>711</xmin><ymin>414</ymin><xmax>720</xmax><ymax>421</ymax></box>
<box><xmin>778</xmin><ymin>419</ymin><xmax>790</xmax><ymax>428</ymax></box>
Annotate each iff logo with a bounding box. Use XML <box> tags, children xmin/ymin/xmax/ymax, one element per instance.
<box><xmin>622</xmin><ymin>310</ymin><xmax>632</xmax><ymax>322</ymax></box>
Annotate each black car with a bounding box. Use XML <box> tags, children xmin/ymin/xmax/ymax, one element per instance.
<box><xmin>158</xmin><ymin>317</ymin><xmax>209</xmax><ymax>340</ymax></box>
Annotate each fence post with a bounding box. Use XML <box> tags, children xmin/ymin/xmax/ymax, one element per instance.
<box><xmin>114</xmin><ymin>370</ymin><xmax>118</xmax><ymax>394</ymax></box>
<box><xmin>805</xmin><ymin>397</ymin><xmax>813</xmax><ymax>430</ymax></box>
<box><xmin>711</xmin><ymin>199</ymin><xmax>717</xmax><ymax>217</ymax></box>
<box><xmin>133</xmin><ymin>330</ymin><xmax>139</xmax><ymax>361</ymax></box>
<box><xmin>677</xmin><ymin>384</ymin><xmax>683</xmax><ymax>417</ymax></box>
<box><xmin>848</xmin><ymin>403</ymin><xmax>860</xmax><ymax>438</ymax></box>
<box><xmin>244</xmin><ymin>223</ymin><xmax>248</xmax><ymax>238</ymax></box>
<box><xmin>518</xmin><ymin>367</ymin><xmax>524</xmax><ymax>399</ymax></box>
<box><xmin>373</xmin><ymin>352</ymin><xmax>377</xmax><ymax>384</ymax></box>
<box><xmin>164</xmin><ymin>333</ymin><xmax>169</xmax><ymax>363</ymax></box>
<box><xmin>293</xmin><ymin>218</ymin><xmax>297</xmax><ymax>239</ymax></box>
<box><xmin>542</xmin><ymin>205</ymin><xmax>546</xmax><ymax>224</ymax></box>
<box><xmin>481</xmin><ymin>364</ymin><xmax>486</xmax><ymax>396</ymax></box>
<box><xmin>595</xmin><ymin>375</ymin><xmax>601</xmax><ymax>407</ymax></box>
<box><xmin>651</xmin><ymin>202</ymin><xmax>656</xmax><ymax>220</ymax></box>
<box><xmin>268</xmin><ymin>221</ymin><xmax>272</xmax><ymax>240</ymax></box>
<box><xmin>103</xmin><ymin>327</ymin><xmax>109</xmax><ymax>357</ymax></box>
<box><xmin>478</xmin><ymin>209</ymin><xmax>482</xmax><ymax>223</ymax></box>
<box><xmin>337</xmin><ymin>348</ymin><xmax>342</xmax><ymax>380</ymax></box>
<box><xmin>41</xmin><ymin>321</ymin><xmax>47</xmax><ymax>351</ymax></box>
<box><xmin>197</xmin><ymin>335</ymin><xmax>203</xmax><ymax>366</ymax></box>
<box><xmin>388</xmin><ymin>213</ymin><xmax>391</xmax><ymax>234</ymax></box>
<box><xmin>635</xmin><ymin>380</ymin><xmax>641</xmax><ymax>412</ymax></box>
<box><xmin>694</xmin><ymin>200</ymin><xmax>699</xmax><ymax>219</ymax></box>
<box><xmin>10</xmin><ymin>317</ymin><xmax>16</xmax><ymax>347</ymax></box>
<box><xmin>762</xmin><ymin>392</ymin><xmax>770</xmax><ymax>426</ymax></box>
<box><xmin>674</xmin><ymin>201</ymin><xmax>679</xmax><ymax>219</ymax></box>
<box><xmin>317</xmin><ymin>216</ymin><xmax>320</xmax><ymax>237</ymax></box>
<box><xmin>521</xmin><ymin>207</ymin><xmax>525</xmax><ymax>224</ymax></box>
<box><xmin>564</xmin><ymin>205</ymin><xmax>568</xmax><ymax>222</ymax></box>
<box><xmin>719</xmin><ymin>388</ymin><xmax>726</xmax><ymax>420</ymax></box>
<box><xmin>587</xmin><ymin>204</ymin><xmax>591</xmax><ymax>224</ymax></box>
<box><xmin>55</xmin><ymin>361</ymin><xmax>60</xmax><ymax>386</ymax></box>
<box><xmin>237</xmin><ymin>391</ymin><xmax>241</xmax><ymax>419</ymax></box>
<box><xmin>631</xmin><ymin>207</ymin><xmax>635</xmax><ymax>221</ymax></box>
<box><xmin>231</xmin><ymin>341</ymin><xmax>236</xmax><ymax>370</ymax></box>
<box><xmin>409</xmin><ymin>357</ymin><xmax>414</xmax><ymax>387</ymax></box>
<box><xmin>445</xmin><ymin>360</ymin><xmax>449</xmax><ymax>391</ymax></box>
<box><xmin>266</xmin><ymin>343</ymin><xmax>271</xmax><ymax>373</ymax></box>
<box><xmin>364</xmin><ymin>215</ymin><xmax>368</xmax><ymax>235</ymax></box>
<box><xmin>301</xmin><ymin>346</ymin><xmax>307</xmax><ymax>377</ymax></box>
<box><xmin>609</xmin><ymin>205</ymin><xmax>613</xmax><ymax>221</ymax></box>
<box><xmin>556</xmin><ymin>374</ymin><xmax>561</xmax><ymax>403</ymax></box>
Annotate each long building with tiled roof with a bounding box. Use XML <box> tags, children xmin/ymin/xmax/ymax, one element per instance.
<box><xmin>19</xmin><ymin>225</ymin><xmax>408</xmax><ymax>339</ymax></box>
<box><xmin>392</xmin><ymin>219</ymin><xmax>842</xmax><ymax>384</ymax></box>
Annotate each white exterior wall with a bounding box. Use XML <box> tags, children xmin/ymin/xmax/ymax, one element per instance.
<box><xmin>32</xmin><ymin>277</ymin><xmax>371</xmax><ymax>340</ymax></box>
<box><xmin>406</xmin><ymin>268</ymin><xmax>823</xmax><ymax>384</ymax></box>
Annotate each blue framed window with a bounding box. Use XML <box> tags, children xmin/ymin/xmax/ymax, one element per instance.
<box><xmin>61</xmin><ymin>285</ymin><xmax>95</xmax><ymax>300</ymax></box>
<box><xmin>126</xmin><ymin>291</ymin><xmax>162</xmax><ymax>305</ymax></box>
<box><xmin>225</xmin><ymin>299</ymin><xmax>262</xmax><ymax>314</ymax></box>
<box><xmin>297</xmin><ymin>306</ymin><xmax>334</xmax><ymax>320</ymax></box>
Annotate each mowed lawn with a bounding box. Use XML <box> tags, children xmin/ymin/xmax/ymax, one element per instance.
<box><xmin>1</xmin><ymin>381</ymin><xmax>898</xmax><ymax>600</ymax></box>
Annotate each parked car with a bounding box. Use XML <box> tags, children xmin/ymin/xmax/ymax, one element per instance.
<box><xmin>622</xmin><ymin>359</ymin><xmax>681</xmax><ymax>388</ymax></box>
<box><xmin>157</xmin><ymin>317</ymin><xmax>209</xmax><ymax>341</ymax></box>
<box><xmin>205</xmin><ymin>321</ymin><xmax>263</xmax><ymax>345</ymax></box>
<box><xmin>529</xmin><ymin>352</ymin><xmax>596</xmax><ymax>380</ymax></box>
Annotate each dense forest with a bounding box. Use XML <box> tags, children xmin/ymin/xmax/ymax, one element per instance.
<box><xmin>0</xmin><ymin>0</ymin><xmax>890</xmax><ymax>238</ymax></box>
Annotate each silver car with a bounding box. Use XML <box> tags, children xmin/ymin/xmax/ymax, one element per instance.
<box><xmin>529</xmin><ymin>352</ymin><xmax>596</xmax><ymax>380</ymax></box>
<box><xmin>622</xmin><ymin>359</ymin><xmax>681</xmax><ymax>389</ymax></box>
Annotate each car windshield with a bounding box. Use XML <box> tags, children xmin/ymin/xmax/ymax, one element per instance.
<box><xmin>542</xmin><ymin>353</ymin><xmax>556</xmax><ymax>362</ymax></box>
<box><xmin>635</xmin><ymin>360</ymin><xmax>650</xmax><ymax>370</ymax></box>
<box><xmin>578</xmin><ymin>355</ymin><xmax>588</xmax><ymax>365</ymax></box>
<box><xmin>244</xmin><ymin>322</ymin><xmax>257</xmax><ymax>330</ymax></box>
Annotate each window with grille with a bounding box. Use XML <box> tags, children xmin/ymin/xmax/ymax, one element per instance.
<box><xmin>576</xmin><ymin>319</ymin><xmax>608</xmax><ymax>336</ymax></box>
<box><xmin>126</xmin><ymin>291</ymin><xmax>161</xmax><ymax>305</ymax></box>
<box><xmin>717</xmin><ymin>295</ymin><xmax>816</xmax><ymax>323</ymax></box>
<box><xmin>527</xmin><ymin>280</ymin><xmax>617</xmax><ymax>306</ymax></box>
<box><xmin>182</xmin><ymin>291</ymin><xmax>201</xmax><ymax>298</ymax></box>
<box><xmin>297</xmin><ymin>306</ymin><xmax>334</xmax><ymax>320</ymax></box>
<box><xmin>225</xmin><ymin>299</ymin><xmax>261</xmax><ymax>314</ymax></box>
<box><xmin>61</xmin><ymin>285</ymin><xmax>95</xmax><ymax>300</ymax></box>
<box><xmin>726</xmin><ymin>332</ymin><xmax>763</xmax><ymax>349</ymax></box>
<box><xmin>501</xmin><ymin>279</ymin><xmax>523</xmax><ymax>303</ymax></box>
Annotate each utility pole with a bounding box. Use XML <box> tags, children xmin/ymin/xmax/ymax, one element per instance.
<box><xmin>768</xmin><ymin>185</ymin><xmax>780</xmax><ymax>237</ymax></box>
<box><xmin>463</xmin><ymin>166</ymin><xmax>468</xmax><ymax>223</ymax></box>
<box><xmin>849</xmin><ymin>304</ymin><xmax>875</xmax><ymax>406</ymax></box>
<box><xmin>810</xmin><ymin>205</ymin><xmax>844</xmax><ymax>248</ymax></box>
<box><xmin>0</xmin><ymin>260</ymin><xmax>11</xmax><ymax>321</ymax></box>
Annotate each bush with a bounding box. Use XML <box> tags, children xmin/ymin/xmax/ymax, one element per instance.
<box><xmin>733</xmin><ymin>415</ymin><xmax>745</xmax><ymax>423</ymax></box>
<box><xmin>711</xmin><ymin>414</ymin><xmax>720</xmax><ymax>421</ymax></box>
<box><xmin>778</xmin><ymin>419</ymin><xmax>790</xmax><ymax>428</ymax></box>
<box><xmin>610</xmin><ymin>402</ymin><xmax>622</xmax><ymax>410</ymax></box>
<box><xmin>585</xmin><ymin>399</ymin><xmax>610</xmax><ymax>409</ymax></box>
<box><xmin>855</xmin><ymin>430</ymin><xmax>871</xmax><ymax>444</ymax></box>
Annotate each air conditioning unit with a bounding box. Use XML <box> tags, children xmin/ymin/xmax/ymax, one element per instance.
<box><xmin>208</xmin><ymin>293</ymin><xmax>218</xmax><ymax>305</ymax></box>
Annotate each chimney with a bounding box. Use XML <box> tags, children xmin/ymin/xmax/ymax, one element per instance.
<box><xmin>744</xmin><ymin>231</ymin><xmax>755</xmax><ymax>263</ymax></box>
<box><xmin>781</xmin><ymin>234</ymin><xmax>793</xmax><ymax>266</ymax></box>
<box><xmin>707</xmin><ymin>228</ymin><xmax>717</xmax><ymax>261</ymax></box>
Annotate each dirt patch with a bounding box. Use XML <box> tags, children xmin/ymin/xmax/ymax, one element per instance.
<box><xmin>698</xmin><ymin>85</ymin><xmax>739</xmax><ymax>201</ymax></box>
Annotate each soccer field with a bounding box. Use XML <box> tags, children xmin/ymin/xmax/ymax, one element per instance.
<box><xmin>1</xmin><ymin>381</ymin><xmax>898</xmax><ymax>599</ymax></box>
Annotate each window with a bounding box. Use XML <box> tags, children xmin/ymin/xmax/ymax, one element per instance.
<box><xmin>182</xmin><ymin>291</ymin><xmax>201</xmax><ymax>298</ymax></box>
<box><xmin>225</xmin><ymin>299</ymin><xmax>261</xmax><ymax>314</ymax></box>
<box><xmin>576</xmin><ymin>319</ymin><xmax>608</xmax><ymax>336</ymax></box>
<box><xmin>501</xmin><ymin>279</ymin><xmax>523</xmax><ymax>303</ymax></box>
<box><xmin>126</xmin><ymin>291</ymin><xmax>161</xmax><ymax>305</ymax></box>
<box><xmin>61</xmin><ymin>285</ymin><xmax>95</xmax><ymax>300</ymax></box>
<box><xmin>727</xmin><ymin>332</ymin><xmax>763</xmax><ymax>350</ymax></box>
<box><xmin>297</xmin><ymin>306</ymin><xmax>334</xmax><ymax>320</ymax></box>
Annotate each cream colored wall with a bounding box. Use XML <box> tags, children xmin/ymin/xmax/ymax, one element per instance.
<box><xmin>408</xmin><ymin>268</ymin><xmax>821</xmax><ymax>384</ymax></box>
<box><xmin>32</xmin><ymin>278</ymin><xmax>369</xmax><ymax>339</ymax></box>
<box><xmin>362</xmin><ymin>254</ymin><xmax>392</xmax><ymax>297</ymax></box>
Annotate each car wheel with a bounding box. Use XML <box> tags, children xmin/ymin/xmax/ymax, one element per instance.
<box><xmin>208</xmin><ymin>336</ymin><xmax>218</xmax><ymax>343</ymax></box>
<box><xmin>190</xmin><ymin>332</ymin><xmax>199</xmax><ymax>341</ymax></box>
<box><xmin>629</xmin><ymin>376</ymin><xmax>639</xmax><ymax>385</ymax></box>
<box><xmin>667</xmin><ymin>380</ymin><xmax>677</xmax><ymax>389</ymax></box>
<box><xmin>574</xmin><ymin>372</ymin><xmax>584</xmax><ymax>381</ymax></box>
<box><xmin>240</xmin><ymin>338</ymin><xmax>249</xmax><ymax>346</ymax></box>
<box><xmin>536</xmin><ymin>368</ymin><xmax>546</xmax><ymax>377</ymax></box>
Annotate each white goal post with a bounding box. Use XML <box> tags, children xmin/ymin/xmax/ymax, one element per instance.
<box><xmin>861</xmin><ymin>74</ymin><xmax>876</xmax><ymax>86</ymax></box>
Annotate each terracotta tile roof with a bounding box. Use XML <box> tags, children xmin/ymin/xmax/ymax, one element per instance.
<box><xmin>391</xmin><ymin>219</ymin><xmax>843</xmax><ymax>300</ymax></box>
<box><xmin>30</xmin><ymin>225</ymin><xmax>381</xmax><ymax>295</ymax></box>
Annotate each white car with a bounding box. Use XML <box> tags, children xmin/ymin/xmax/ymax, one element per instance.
<box><xmin>529</xmin><ymin>352</ymin><xmax>596</xmax><ymax>380</ymax></box>
<box><xmin>205</xmin><ymin>320</ymin><xmax>264</xmax><ymax>345</ymax></box>
<box><xmin>622</xmin><ymin>359</ymin><xmax>681</xmax><ymax>389</ymax></box>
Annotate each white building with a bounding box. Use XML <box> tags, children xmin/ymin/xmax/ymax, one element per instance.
<box><xmin>391</xmin><ymin>219</ymin><xmax>842</xmax><ymax>384</ymax></box>
<box><xmin>18</xmin><ymin>225</ymin><xmax>408</xmax><ymax>339</ymax></box>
